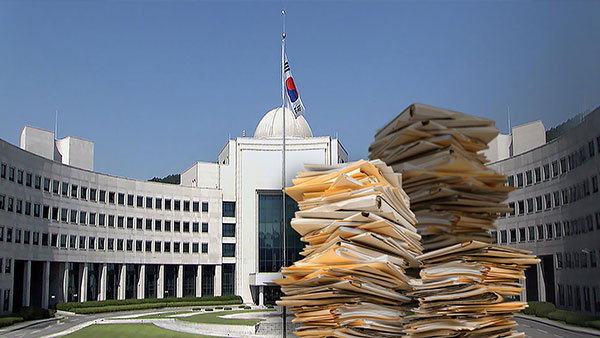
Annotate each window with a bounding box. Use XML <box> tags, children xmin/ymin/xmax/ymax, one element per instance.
<box><xmin>98</xmin><ymin>237</ymin><xmax>105</xmax><ymax>250</ymax></box>
<box><xmin>164</xmin><ymin>241</ymin><xmax>171</xmax><ymax>252</ymax></box>
<box><xmin>525</xmin><ymin>169</ymin><xmax>532</xmax><ymax>185</ymax></box>
<box><xmin>192</xmin><ymin>242</ymin><xmax>199</xmax><ymax>253</ymax></box>
<box><xmin>136</xmin><ymin>218</ymin><xmax>143</xmax><ymax>230</ymax></box>
<box><xmin>127</xmin><ymin>217</ymin><xmax>133</xmax><ymax>229</ymax></box>
<box><xmin>23</xmin><ymin>230</ymin><xmax>30</xmax><ymax>244</ymax></box>
<box><xmin>127</xmin><ymin>239</ymin><xmax>133</xmax><ymax>251</ymax></box>
<box><xmin>526</xmin><ymin>198</ymin><xmax>534</xmax><ymax>213</ymax></box>
<box><xmin>9</xmin><ymin>167</ymin><xmax>15</xmax><ymax>181</ymax></box>
<box><xmin>592</xmin><ymin>251</ymin><xmax>597</xmax><ymax>268</ymax></box>
<box><xmin>51</xmin><ymin>233</ymin><xmax>58</xmax><ymax>247</ymax></box>
<box><xmin>80</xmin><ymin>211</ymin><xmax>87</xmax><ymax>224</ymax></box>
<box><xmin>557</xmin><ymin>253</ymin><xmax>563</xmax><ymax>269</ymax></box>
<box><xmin>4</xmin><ymin>259</ymin><xmax>10</xmax><ymax>273</ymax></box>
<box><xmin>0</xmin><ymin>195</ymin><xmax>4</xmax><ymax>210</ymax></box>
<box><xmin>99</xmin><ymin>213</ymin><xmax>106</xmax><ymax>226</ymax></box>
<box><xmin>146</xmin><ymin>197</ymin><xmax>153</xmax><ymax>208</ymax></box>
<box><xmin>61</xmin><ymin>182</ymin><xmax>69</xmax><ymax>196</ymax></box>
<box><xmin>52</xmin><ymin>180</ymin><xmax>59</xmax><ymax>194</ymax></box>
<box><xmin>555</xmin><ymin>222</ymin><xmax>563</xmax><ymax>237</ymax></box>
<box><xmin>546</xmin><ymin>224</ymin><xmax>553</xmax><ymax>239</ymax></box>
<box><xmin>202</xmin><ymin>222</ymin><xmax>208</xmax><ymax>233</ymax></box>
<box><xmin>491</xmin><ymin>230</ymin><xmax>497</xmax><ymax>243</ymax></box>
<box><xmin>519</xmin><ymin>227</ymin><xmax>526</xmax><ymax>242</ymax></box>
<box><xmin>183</xmin><ymin>242</ymin><xmax>189</xmax><ymax>253</ymax></box>
<box><xmin>174</xmin><ymin>242</ymin><xmax>180</xmax><ymax>253</ymax></box>
<box><xmin>146</xmin><ymin>219</ymin><xmax>152</xmax><ymax>230</ymax></box>
<box><xmin>26</xmin><ymin>173</ymin><xmax>32</xmax><ymax>187</ymax></box>
<box><xmin>509</xmin><ymin>229</ymin><xmax>516</xmax><ymax>243</ymax></box>
<box><xmin>108</xmin><ymin>191</ymin><xmax>115</xmax><ymax>204</ymax></box>
<box><xmin>33</xmin><ymin>232</ymin><xmax>39</xmax><ymax>245</ymax></box>
<box><xmin>137</xmin><ymin>195</ymin><xmax>143</xmax><ymax>207</ymax></box>
<box><xmin>223</xmin><ymin>201</ymin><xmax>236</xmax><ymax>217</ymax></box>
<box><xmin>70</xmin><ymin>209</ymin><xmax>77</xmax><ymax>223</ymax></box>
<box><xmin>223</xmin><ymin>223</ymin><xmax>235</xmax><ymax>237</ymax></box>
<box><xmin>145</xmin><ymin>240</ymin><xmax>152</xmax><ymax>252</ymax></box>
<box><xmin>507</xmin><ymin>175</ymin><xmax>514</xmax><ymax>187</ymax></box>
<box><xmin>108</xmin><ymin>238</ymin><xmax>115</xmax><ymax>250</ymax></box>
<box><xmin>16</xmin><ymin>199</ymin><xmax>22</xmax><ymax>214</ymax></box>
<box><xmin>155</xmin><ymin>241</ymin><xmax>161</xmax><ymax>253</ymax></box>
<box><xmin>165</xmin><ymin>220</ymin><xmax>171</xmax><ymax>232</ymax></box>
<box><xmin>590</xmin><ymin>140</ymin><xmax>596</xmax><ymax>158</ymax></box>
<box><xmin>43</xmin><ymin>178</ymin><xmax>50</xmax><ymax>191</ymax></box>
<box><xmin>560</xmin><ymin>157</ymin><xmax>567</xmax><ymax>174</ymax></box>
<box><xmin>69</xmin><ymin>235</ymin><xmax>76</xmax><ymax>249</ymax></box>
<box><xmin>534</xmin><ymin>167</ymin><xmax>541</xmax><ymax>183</ymax></box>
<box><xmin>202</xmin><ymin>202</ymin><xmax>208</xmax><ymax>212</ymax></box>
<box><xmin>17</xmin><ymin>169</ymin><xmax>23</xmax><ymax>184</ymax></box>
<box><xmin>71</xmin><ymin>185</ymin><xmax>78</xmax><ymax>198</ymax></box>
<box><xmin>192</xmin><ymin>222</ymin><xmax>199</xmax><ymax>233</ymax></box>
<box><xmin>537</xmin><ymin>224</ymin><xmax>544</xmax><ymax>240</ymax></box>
<box><xmin>545</xmin><ymin>193</ymin><xmax>552</xmax><ymax>210</ymax></box>
<box><xmin>517</xmin><ymin>173</ymin><xmax>524</xmax><ymax>187</ymax></box>
<box><xmin>201</xmin><ymin>242</ymin><xmax>208</xmax><ymax>253</ymax></box>
<box><xmin>80</xmin><ymin>187</ymin><xmax>87</xmax><ymax>200</ymax></box>
<box><xmin>184</xmin><ymin>200</ymin><xmax>190</xmax><ymax>212</ymax></box>
<box><xmin>99</xmin><ymin>190</ymin><xmax>106</xmax><ymax>202</ymax></box>
<box><xmin>89</xmin><ymin>212</ymin><xmax>96</xmax><ymax>225</ymax></box>
<box><xmin>553</xmin><ymin>191</ymin><xmax>561</xmax><ymax>207</ymax></box>
<box><xmin>34</xmin><ymin>204</ymin><xmax>40</xmax><ymax>217</ymax></box>
<box><xmin>118</xmin><ymin>216</ymin><xmax>124</xmax><ymax>228</ymax></box>
<box><xmin>90</xmin><ymin>188</ymin><xmax>97</xmax><ymax>201</ymax></box>
<box><xmin>79</xmin><ymin>236</ymin><xmax>86</xmax><ymax>249</ymax></box>
<box><xmin>528</xmin><ymin>226</ymin><xmax>535</xmax><ymax>241</ymax></box>
<box><xmin>165</xmin><ymin>199</ymin><xmax>172</xmax><ymax>210</ymax></box>
<box><xmin>183</xmin><ymin>222</ymin><xmax>190</xmax><ymax>232</ymax></box>
<box><xmin>592</xmin><ymin>175</ymin><xmax>599</xmax><ymax>193</ymax></box>
<box><xmin>108</xmin><ymin>215</ymin><xmax>115</xmax><ymax>227</ymax></box>
<box><xmin>0</xmin><ymin>163</ymin><xmax>5</xmax><ymax>179</ymax></box>
<box><xmin>155</xmin><ymin>219</ymin><xmax>162</xmax><ymax>231</ymax></box>
<box><xmin>24</xmin><ymin>201</ymin><xmax>31</xmax><ymax>215</ymax></box>
<box><xmin>174</xmin><ymin>221</ymin><xmax>181</xmax><ymax>232</ymax></box>
<box><xmin>117</xmin><ymin>239</ymin><xmax>123</xmax><ymax>251</ymax></box>
<box><xmin>118</xmin><ymin>193</ymin><xmax>125</xmax><ymax>205</ymax></box>
<box><xmin>174</xmin><ymin>199</ymin><xmax>181</xmax><ymax>211</ymax></box>
<box><xmin>155</xmin><ymin>198</ymin><xmax>162</xmax><ymax>210</ymax></box>
<box><xmin>6</xmin><ymin>228</ymin><xmax>12</xmax><ymax>242</ymax></box>
<box><xmin>89</xmin><ymin>237</ymin><xmax>95</xmax><ymax>250</ymax></box>
<box><xmin>136</xmin><ymin>240</ymin><xmax>142</xmax><ymax>252</ymax></box>
<box><xmin>552</xmin><ymin>161</ymin><xmax>559</xmax><ymax>177</ymax></box>
<box><xmin>535</xmin><ymin>196</ymin><xmax>542</xmax><ymax>211</ymax></box>
<box><xmin>223</xmin><ymin>243</ymin><xmax>235</xmax><ymax>257</ymax></box>
<box><xmin>193</xmin><ymin>201</ymin><xmax>199</xmax><ymax>212</ymax></box>
<box><xmin>517</xmin><ymin>200</ymin><xmax>524</xmax><ymax>215</ymax></box>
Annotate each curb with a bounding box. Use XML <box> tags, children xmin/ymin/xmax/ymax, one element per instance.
<box><xmin>515</xmin><ymin>314</ymin><xmax>600</xmax><ymax>337</ymax></box>
<box><xmin>0</xmin><ymin>316</ymin><xmax>64</xmax><ymax>333</ymax></box>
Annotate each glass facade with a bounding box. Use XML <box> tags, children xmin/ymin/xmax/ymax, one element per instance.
<box><xmin>258</xmin><ymin>192</ymin><xmax>302</xmax><ymax>272</ymax></box>
<box><xmin>183</xmin><ymin>266</ymin><xmax>196</xmax><ymax>297</ymax></box>
<box><xmin>201</xmin><ymin>265</ymin><xmax>215</xmax><ymax>297</ymax></box>
<box><xmin>222</xmin><ymin>264</ymin><xmax>235</xmax><ymax>296</ymax></box>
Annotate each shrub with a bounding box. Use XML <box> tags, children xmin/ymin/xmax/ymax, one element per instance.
<box><xmin>547</xmin><ymin>310</ymin><xmax>569</xmax><ymax>322</ymax></box>
<box><xmin>224</xmin><ymin>307</ymin><xmax>232</xmax><ymax>310</ymax></box>
<box><xmin>56</xmin><ymin>295</ymin><xmax>242</xmax><ymax>312</ymax></box>
<box><xmin>205</xmin><ymin>308</ymin><xmax>214</xmax><ymax>311</ymax></box>
<box><xmin>73</xmin><ymin>303</ymin><xmax>167</xmax><ymax>314</ymax></box>
<box><xmin>16</xmin><ymin>307</ymin><xmax>53</xmax><ymax>321</ymax></box>
<box><xmin>564</xmin><ymin>312</ymin><xmax>594</xmax><ymax>326</ymax></box>
<box><xmin>243</xmin><ymin>306</ymin><xmax>251</xmax><ymax>309</ymax></box>
<box><xmin>0</xmin><ymin>316</ymin><xmax>24</xmax><ymax>328</ymax></box>
<box><xmin>586</xmin><ymin>320</ymin><xmax>600</xmax><ymax>330</ymax></box>
<box><xmin>534</xmin><ymin>302</ymin><xmax>556</xmax><ymax>318</ymax></box>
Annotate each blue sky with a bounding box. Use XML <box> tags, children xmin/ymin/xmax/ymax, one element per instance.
<box><xmin>1</xmin><ymin>1</ymin><xmax>599</xmax><ymax>180</ymax></box>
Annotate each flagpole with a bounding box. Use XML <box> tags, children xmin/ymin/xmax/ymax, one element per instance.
<box><xmin>281</xmin><ymin>8</ymin><xmax>287</xmax><ymax>338</ymax></box>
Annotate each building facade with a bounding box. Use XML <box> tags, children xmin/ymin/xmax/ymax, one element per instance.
<box><xmin>0</xmin><ymin>107</ymin><xmax>347</xmax><ymax>313</ymax></box>
<box><xmin>487</xmin><ymin>107</ymin><xmax>600</xmax><ymax>315</ymax></box>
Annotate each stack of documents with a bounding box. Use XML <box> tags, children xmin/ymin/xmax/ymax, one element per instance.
<box><xmin>368</xmin><ymin>103</ymin><xmax>513</xmax><ymax>251</ymax></box>
<box><xmin>276</xmin><ymin>159</ymin><xmax>423</xmax><ymax>337</ymax></box>
<box><xmin>404</xmin><ymin>241</ymin><xmax>540</xmax><ymax>337</ymax></box>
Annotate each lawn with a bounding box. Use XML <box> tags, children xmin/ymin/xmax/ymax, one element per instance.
<box><xmin>64</xmin><ymin>323</ymin><xmax>218</xmax><ymax>337</ymax></box>
<box><xmin>177</xmin><ymin>309</ymin><xmax>273</xmax><ymax>326</ymax></box>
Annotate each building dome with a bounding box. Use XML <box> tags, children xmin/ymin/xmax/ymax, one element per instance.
<box><xmin>253</xmin><ymin>107</ymin><xmax>313</xmax><ymax>138</ymax></box>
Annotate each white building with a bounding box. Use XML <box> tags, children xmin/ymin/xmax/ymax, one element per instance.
<box><xmin>0</xmin><ymin>107</ymin><xmax>347</xmax><ymax>313</ymax></box>
<box><xmin>486</xmin><ymin>107</ymin><xmax>600</xmax><ymax>314</ymax></box>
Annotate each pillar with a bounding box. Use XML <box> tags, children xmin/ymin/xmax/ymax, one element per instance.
<box><xmin>42</xmin><ymin>261</ymin><xmax>50</xmax><ymax>308</ymax></box>
<box><xmin>23</xmin><ymin>260</ymin><xmax>31</xmax><ymax>307</ymax></box>
<box><xmin>79</xmin><ymin>264</ymin><xmax>88</xmax><ymax>302</ymax></box>
<box><xmin>259</xmin><ymin>286</ymin><xmax>264</xmax><ymax>306</ymax></box>
<box><xmin>177</xmin><ymin>265</ymin><xmax>183</xmax><ymax>298</ymax></box>
<box><xmin>157</xmin><ymin>265</ymin><xmax>165</xmax><ymax>299</ymax></box>
<box><xmin>117</xmin><ymin>264</ymin><xmax>126</xmax><ymax>300</ymax></box>
<box><xmin>8</xmin><ymin>259</ymin><xmax>14</xmax><ymax>312</ymax></box>
<box><xmin>62</xmin><ymin>262</ymin><xmax>70</xmax><ymax>304</ymax></box>
<box><xmin>195</xmin><ymin>265</ymin><xmax>202</xmax><ymax>297</ymax></box>
<box><xmin>99</xmin><ymin>264</ymin><xmax>107</xmax><ymax>301</ymax></box>
<box><xmin>215</xmin><ymin>264</ymin><xmax>222</xmax><ymax>297</ymax></box>
<box><xmin>137</xmin><ymin>265</ymin><xmax>145</xmax><ymax>299</ymax></box>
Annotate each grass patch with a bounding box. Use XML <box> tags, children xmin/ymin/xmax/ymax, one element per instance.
<box><xmin>64</xmin><ymin>323</ymin><xmax>216</xmax><ymax>337</ymax></box>
<box><xmin>178</xmin><ymin>309</ymin><xmax>273</xmax><ymax>326</ymax></box>
<box><xmin>56</xmin><ymin>295</ymin><xmax>242</xmax><ymax>312</ymax></box>
<box><xmin>132</xmin><ymin>311</ymin><xmax>195</xmax><ymax>319</ymax></box>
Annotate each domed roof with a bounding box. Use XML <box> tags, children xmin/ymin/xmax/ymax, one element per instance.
<box><xmin>253</xmin><ymin>107</ymin><xmax>313</xmax><ymax>138</ymax></box>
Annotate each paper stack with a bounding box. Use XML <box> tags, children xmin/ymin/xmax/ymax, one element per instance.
<box><xmin>276</xmin><ymin>159</ymin><xmax>423</xmax><ymax>338</ymax></box>
<box><xmin>404</xmin><ymin>241</ymin><xmax>540</xmax><ymax>337</ymax></box>
<box><xmin>368</xmin><ymin>103</ymin><xmax>513</xmax><ymax>252</ymax></box>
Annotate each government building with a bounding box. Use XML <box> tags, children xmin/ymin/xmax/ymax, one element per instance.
<box><xmin>0</xmin><ymin>107</ymin><xmax>347</xmax><ymax>313</ymax></box>
<box><xmin>484</xmin><ymin>106</ymin><xmax>600</xmax><ymax>315</ymax></box>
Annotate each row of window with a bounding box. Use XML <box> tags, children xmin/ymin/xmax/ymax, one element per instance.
<box><xmin>0</xmin><ymin>162</ymin><xmax>237</xmax><ymax>218</ymax></box>
<box><xmin>557</xmin><ymin>284</ymin><xmax>600</xmax><ymax>313</ymax></box>
<box><xmin>506</xmin><ymin>136</ymin><xmax>599</xmax><ymax>189</ymax></box>
<box><xmin>0</xmin><ymin>227</ymin><xmax>236</xmax><ymax>256</ymax></box>
<box><xmin>556</xmin><ymin>251</ymin><xmax>598</xmax><ymax>269</ymax></box>
<box><xmin>0</xmin><ymin>197</ymin><xmax>236</xmax><ymax>236</ymax></box>
<box><xmin>505</xmin><ymin>175</ymin><xmax>598</xmax><ymax>216</ymax></box>
<box><xmin>494</xmin><ymin>212</ymin><xmax>600</xmax><ymax>243</ymax></box>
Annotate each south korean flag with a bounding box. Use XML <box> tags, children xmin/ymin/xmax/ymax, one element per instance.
<box><xmin>284</xmin><ymin>54</ymin><xmax>306</xmax><ymax>117</ymax></box>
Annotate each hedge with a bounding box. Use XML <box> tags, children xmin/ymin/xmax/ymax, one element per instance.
<box><xmin>56</xmin><ymin>295</ymin><xmax>242</xmax><ymax>312</ymax></box>
<box><xmin>526</xmin><ymin>302</ymin><xmax>599</xmax><ymax>329</ymax></box>
<box><xmin>0</xmin><ymin>316</ymin><xmax>24</xmax><ymax>328</ymax></box>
